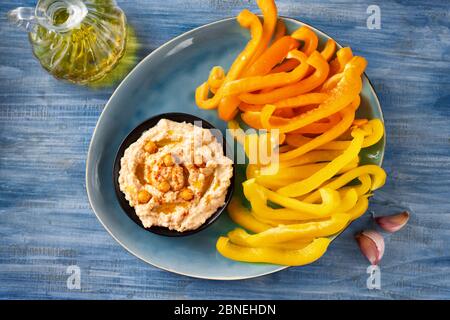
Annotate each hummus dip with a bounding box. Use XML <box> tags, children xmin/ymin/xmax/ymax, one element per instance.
<box><xmin>118</xmin><ymin>119</ymin><xmax>233</xmax><ymax>232</ymax></box>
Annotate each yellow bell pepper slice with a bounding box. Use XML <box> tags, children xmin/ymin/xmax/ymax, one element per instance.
<box><xmin>266</xmin><ymin>150</ymin><xmax>343</xmax><ymax>170</ymax></box>
<box><xmin>243</xmin><ymin>179</ymin><xmax>340</xmax><ymax>220</ymax></box>
<box><xmin>216</xmin><ymin>237</ymin><xmax>331</xmax><ymax>266</ymax></box>
<box><xmin>303</xmin><ymin>165</ymin><xmax>387</xmax><ymax>203</ymax></box>
<box><xmin>335</xmin><ymin>188</ymin><xmax>358</xmax><ymax>212</ymax></box>
<box><xmin>339</xmin><ymin>174</ymin><xmax>372</xmax><ymax>197</ymax></box>
<box><xmin>226</xmin><ymin>213</ymin><xmax>351</xmax><ymax>246</ymax></box>
<box><xmin>244</xmin><ymin>179</ymin><xmax>341</xmax><ymax>217</ymax></box>
<box><xmin>255</xmin><ymin>158</ymin><xmax>358</xmax><ymax>189</ymax></box>
<box><xmin>277</xmin><ymin>128</ymin><xmax>365</xmax><ymax>197</ymax></box>
<box><xmin>361</xmin><ymin>119</ymin><xmax>384</xmax><ymax>148</ymax></box>
<box><xmin>195</xmin><ymin>9</ymin><xmax>263</xmax><ymax>109</ymax></box>
<box><xmin>227</xmin><ymin>197</ymin><xmax>272</xmax><ymax>233</ymax></box>
<box><xmin>347</xmin><ymin>195</ymin><xmax>370</xmax><ymax>220</ymax></box>
<box><xmin>228</xmin><ymin>228</ymin><xmax>313</xmax><ymax>249</ymax></box>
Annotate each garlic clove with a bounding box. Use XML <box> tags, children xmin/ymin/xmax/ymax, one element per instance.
<box><xmin>375</xmin><ymin>211</ymin><xmax>410</xmax><ymax>233</ymax></box>
<box><xmin>355</xmin><ymin>230</ymin><xmax>385</xmax><ymax>265</ymax></box>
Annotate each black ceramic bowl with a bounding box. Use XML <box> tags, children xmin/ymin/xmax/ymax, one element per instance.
<box><xmin>113</xmin><ymin>113</ymin><xmax>235</xmax><ymax>237</ymax></box>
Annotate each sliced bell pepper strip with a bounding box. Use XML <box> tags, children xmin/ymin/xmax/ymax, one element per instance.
<box><xmin>277</xmin><ymin>105</ymin><xmax>356</xmax><ymax>160</ymax></box>
<box><xmin>227</xmin><ymin>197</ymin><xmax>272</xmax><ymax>233</ymax></box>
<box><xmin>244</xmin><ymin>36</ymin><xmax>300</xmax><ymax>77</ymax></box>
<box><xmin>335</xmin><ymin>188</ymin><xmax>358</xmax><ymax>212</ymax></box>
<box><xmin>275</xmin><ymin>92</ymin><xmax>329</xmax><ymax>109</ymax></box>
<box><xmin>273</xmin><ymin>19</ymin><xmax>287</xmax><ymax>42</ymax></box>
<box><xmin>261</xmin><ymin>150</ymin><xmax>343</xmax><ymax>173</ymax></box>
<box><xmin>239</xmin><ymin>92</ymin><xmax>328</xmax><ymax>113</ymax></box>
<box><xmin>247</xmin><ymin>0</ymin><xmax>278</xmax><ymax>66</ymax></box>
<box><xmin>321</xmin><ymin>39</ymin><xmax>337</xmax><ymax>61</ymax></box>
<box><xmin>257</xmin><ymin>58</ymin><xmax>365</xmax><ymax>132</ymax></box>
<box><xmin>243</xmin><ymin>179</ymin><xmax>340</xmax><ymax>220</ymax></box>
<box><xmin>320</xmin><ymin>72</ymin><xmax>343</xmax><ymax>92</ymax></box>
<box><xmin>218</xmin><ymin>95</ymin><xmax>241</xmax><ymax>120</ymax></box>
<box><xmin>303</xmin><ymin>165</ymin><xmax>387</xmax><ymax>203</ymax></box>
<box><xmin>291</xmin><ymin>25</ymin><xmax>319</xmax><ymax>56</ymax></box>
<box><xmin>360</xmin><ymin>119</ymin><xmax>384</xmax><ymax>148</ymax></box>
<box><xmin>277</xmin><ymin>128</ymin><xmax>365</xmax><ymax>197</ymax></box>
<box><xmin>216</xmin><ymin>236</ymin><xmax>331</xmax><ymax>266</ymax></box>
<box><xmin>195</xmin><ymin>10</ymin><xmax>263</xmax><ymax>109</ymax></box>
<box><xmin>241</xmin><ymin>110</ymin><xmax>341</xmax><ymax>135</ymax></box>
<box><xmin>329</xmin><ymin>47</ymin><xmax>353</xmax><ymax>75</ymax></box>
<box><xmin>222</xmin><ymin>50</ymin><xmax>309</xmax><ymax>96</ymax></box>
<box><xmin>347</xmin><ymin>195</ymin><xmax>370</xmax><ymax>220</ymax></box>
<box><xmin>207</xmin><ymin>66</ymin><xmax>225</xmax><ymax>90</ymax></box>
<box><xmin>227</xmin><ymin>228</ymin><xmax>313</xmax><ymax>249</ymax></box>
<box><xmin>352</xmin><ymin>118</ymin><xmax>369</xmax><ymax>127</ymax></box>
<box><xmin>290</xmin><ymin>113</ymin><xmax>342</xmax><ymax>134</ymax></box>
<box><xmin>339</xmin><ymin>174</ymin><xmax>372</xmax><ymax>196</ymax></box>
<box><xmin>240</xmin><ymin>51</ymin><xmax>330</xmax><ymax>104</ymax></box>
<box><xmin>269</xmin><ymin>38</ymin><xmax>336</xmax><ymax>74</ymax></box>
<box><xmin>271</xmin><ymin>58</ymin><xmax>299</xmax><ymax>73</ymax></box>
<box><xmin>226</xmin><ymin>213</ymin><xmax>351</xmax><ymax>246</ymax></box>
<box><xmin>285</xmin><ymin>118</ymin><xmax>384</xmax><ymax>150</ymax></box>
<box><xmin>244</xmin><ymin>179</ymin><xmax>341</xmax><ymax>217</ymax></box>
<box><xmin>255</xmin><ymin>158</ymin><xmax>358</xmax><ymax>190</ymax></box>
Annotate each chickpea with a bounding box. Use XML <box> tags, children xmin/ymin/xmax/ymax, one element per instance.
<box><xmin>137</xmin><ymin>190</ymin><xmax>151</xmax><ymax>204</ymax></box>
<box><xmin>157</xmin><ymin>180</ymin><xmax>171</xmax><ymax>193</ymax></box>
<box><xmin>180</xmin><ymin>188</ymin><xmax>194</xmax><ymax>201</ymax></box>
<box><xmin>163</xmin><ymin>154</ymin><xmax>174</xmax><ymax>166</ymax></box>
<box><xmin>143</xmin><ymin>140</ymin><xmax>157</xmax><ymax>154</ymax></box>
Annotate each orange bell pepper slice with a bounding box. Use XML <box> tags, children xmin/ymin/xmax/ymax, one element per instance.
<box><xmin>207</xmin><ymin>66</ymin><xmax>225</xmax><ymax>90</ymax></box>
<box><xmin>273</xmin><ymin>19</ymin><xmax>286</xmax><ymax>41</ymax></box>
<box><xmin>257</xmin><ymin>57</ymin><xmax>366</xmax><ymax>132</ymax></box>
<box><xmin>238</xmin><ymin>92</ymin><xmax>328</xmax><ymax>113</ymax></box>
<box><xmin>241</xmin><ymin>109</ymin><xmax>341</xmax><ymax>135</ymax></box>
<box><xmin>292</xmin><ymin>26</ymin><xmax>319</xmax><ymax>56</ymax></box>
<box><xmin>195</xmin><ymin>9</ymin><xmax>263</xmax><ymax>109</ymax></box>
<box><xmin>222</xmin><ymin>50</ymin><xmax>308</xmax><ymax>96</ymax></box>
<box><xmin>270</xmin><ymin>38</ymin><xmax>336</xmax><ymax>74</ymax></box>
<box><xmin>271</xmin><ymin>58</ymin><xmax>299</xmax><ymax>73</ymax></box>
<box><xmin>247</xmin><ymin>0</ymin><xmax>278</xmax><ymax>66</ymax></box>
<box><xmin>329</xmin><ymin>47</ymin><xmax>353</xmax><ymax>75</ymax></box>
<box><xmin>239</xmin><ymin>51</ymin><xmax>330</xmax><ymax>104</ymax></box>
<box><xmin>278</xmin><ymin>105</ymin><xmax>356</xmax><ymax>161</ymax></box>
<box><xmin>244</xmin><ymin>36</ymin><xmax>300</xmax><ymax>77</ymax></box>
<box><xmin>273</xmin><ymin>92</ymin><xmax>329</xmax><ymax>109</ymax></box>
<box><xmin>321</xmin><ymin>39</ymin><xmax>336</xmax><ymax>61</ymax></box>
<box><xmin>219</xmin><ymin>36</ymin><xmax>300</xmax><ymax>121</ymax></box>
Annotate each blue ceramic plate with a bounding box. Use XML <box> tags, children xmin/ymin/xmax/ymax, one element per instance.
<box><xmin>86</xmin><ymin>17</ymin><xmax>384</xmax><ymax>280</ymax></box>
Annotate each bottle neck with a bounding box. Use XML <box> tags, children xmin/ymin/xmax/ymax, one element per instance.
<box><xmin>36</xmin><ymin>0</ymin><xmax>88</xmax><ymax>33</ymax></box>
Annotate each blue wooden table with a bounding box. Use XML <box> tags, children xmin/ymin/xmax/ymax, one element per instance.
<box><xmin>1</xmin><ymin>0</ymin><xmax>449</xmax><ymax>299</ymax></box>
